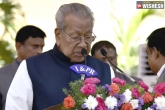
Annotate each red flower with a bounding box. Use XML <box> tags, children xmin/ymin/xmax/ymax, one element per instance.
<box><xmin>84</xmin><ymin>77</ymin><xmax>100</xmax><ymax>85</ymax></box>
<box><xmin>138</xmin><ymin>81</ymin><xmax>149</xmax><ymax>91</ymax></box>
<box><xmin>112</xmin><ymin>77</ymin><xmax>126</xmax><ymax>86</ymax></box>
<box><xmin>154</xmin><ymin>82</ymin><xmax>165</xmax><ymax>94</ymax></box>
<box><xmin>95</xmin><ymin>97</ymin><xmax>107</xmax><ymax>110</ymax></box>
<box><xmin>121</xmin><ymin>102</ymin><xmax>133</xmax><ymax>110</ymax></box>
<box><xmin>109</xmin><ymin>83</ymin><xmax>120</xmax><ymax>96</ymax></box>
<box><xmin>141</xmin><ymin>92</ymin><xmax>153</xmax><ymax>104</ymax></box>
<box><xmin>63</xmin><ymin>95</ymin><xmax>75</xmax><ymax>109</ymax></box>
<box><xmin>80</xmin><ymin>83</ymin><xmax>96</xmax><ymax>95</ymax></box>
<box><xmin>131</xmin><ymin>87</ymin><xmax>140</xmax><ymax>98</ymax></box>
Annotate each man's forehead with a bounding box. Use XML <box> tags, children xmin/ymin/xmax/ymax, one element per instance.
<box><xmin>102</xmin><ymin>47</ymin><xmax>115</xmax><ymax>53</ymax></box>
<box><xmin>64</xmin><ymin>15</ymin><xmax>93</xmax><ymax>27</ymax></box>
<box><xmin>25</xmin><ymin>37</ymin><xmax>44</xmax><ymax>44</ymax></box>
<box><xmin>95</xmin><ymin>48</ymin><xmax>115</xmax><ymax>55</ymax></box>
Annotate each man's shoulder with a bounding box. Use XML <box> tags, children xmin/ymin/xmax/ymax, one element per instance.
<box><xmin>0</xmin><ymin>61</ymin><xmax>17</xmax><ymax>86</ymax></box>
<box><xmin>26</xmin><ymin>49</ymin><xmax>53</xmax><ymax>62</ymax></box>
<box><xmin>131</xmin><ymin>75</ymin><xmax>143</xmax><ymax>82</ymax></box>
<box><xmin>161</xmin><ymin>68</ymin><xmax>165</xmax><ymax>77</ymax></box>
<box><xmin>115</xmin><ymin>72</ymin><xmax>123</xmax><ymax>77</ymax></box>
<box><xmin>0</xmin><ymin>62</ymin><xmax>15</xmax><ymax>73</ymax></box>
<box><xmin>115</xmin><ymin>72</ymin><xmax>142</xmax><ymax>82</ymax></box>
<box><xmin>157</xmin><ymin>68</ymin><xmax>165</xmax><ymax>83</ymax></box>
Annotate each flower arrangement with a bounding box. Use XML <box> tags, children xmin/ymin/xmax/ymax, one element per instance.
<box><xmin>62</xmin><ymin>77</ymin><xmax>165</xmax><ymax>110</ymax></box>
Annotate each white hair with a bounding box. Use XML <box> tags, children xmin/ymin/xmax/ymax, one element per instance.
<box><xmin>55</xmin><ymin>3</ymin><xmax>95</xmax><ymax>29</ymax></box>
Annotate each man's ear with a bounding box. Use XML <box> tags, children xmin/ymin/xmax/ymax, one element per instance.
<box><xmin>55</xmin><ymin>28</ymin><xmax>61</xmax><ymax>46</ymax></box>
<box><xmin>152</xmin><ymin>47</ymin><xmax>159</xmax><ymax>59</ymax></box>
<box><xmin>15</xmin><ymin>42</ymin><xmax>23</xmax><ymax>53</ymax></box>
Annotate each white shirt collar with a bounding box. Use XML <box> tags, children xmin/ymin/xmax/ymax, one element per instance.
<box><xmin>157</xmin><ymin>63</ymin><xmax>165</xmax><ymax>77</ymax></box>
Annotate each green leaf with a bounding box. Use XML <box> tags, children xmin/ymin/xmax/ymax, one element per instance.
<box><xmin>0</xmin><ymin>1</ymin><xmax>25</xmax><ymax>40</ymax></box>
<box><xmin>113</xmin><ymin>9</ymin><xmax>157</xmax><ymax>75</ymax></box>
<box><xmin>0</xmin><ymin>40</ymin><xmax>15</xmax><ymax>66</ymax></box>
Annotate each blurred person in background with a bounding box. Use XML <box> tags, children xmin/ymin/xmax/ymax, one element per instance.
<box><xmin>0</xmin><ymin>25</ymin><xmax>46</xmax><ymax>110</ymax></box>
<box><xmin>146</xmin><ymin>27</ymin><xmax>165</xmax><ymax>84</ymax></box>
<box><xmin>91</xmin><ymin>40</ymin><xmax>142</xmax><ymax>85</ymax></box>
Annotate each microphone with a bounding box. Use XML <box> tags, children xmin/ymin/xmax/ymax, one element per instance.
<box><xmin>100</xmin><ymin>48</ymin><xmax>137</xmax><ymax>83</ymax></box>
<box><xmin>81</xmin><ymin>48</ymin><xmax>87</xmax><ymax>65</ymax></box>
<box><xmin>81</xmin><ymin>48</ymin><xmax>87</xmax><ymax>80</ymax></box>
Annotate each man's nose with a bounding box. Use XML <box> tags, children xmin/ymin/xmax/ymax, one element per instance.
<box><xmin>78</xmin><ymin>37</ymin><xmax>87</xmax><ymax>48</ymax></box>
<box><xmin>36</xmin><ymin>48</ymin><xmax>42</xmax><ymax>55</ymax></box>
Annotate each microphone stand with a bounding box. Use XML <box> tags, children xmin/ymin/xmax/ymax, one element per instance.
<box><xmin>81</xmin><ymin>48</ymin><xmax>87</xmax><ymax>80</ymax></box>
<box><xmin>101</xmin><ymin>49</ymin><xmax>137</xmax><ymax>84</ymax></box>
<box><xmin>105</xmin><ymin>55</ymin><xmax>137</xmax><ymax>83</ymax></box>
<box><xmin>84</xmin><ymin>55</ymin><xmax>86</xmax><ymax>65</ymax></box>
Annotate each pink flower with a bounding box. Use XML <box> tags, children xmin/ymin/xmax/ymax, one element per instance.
<box><xmin>138</xmin><ymin>81</ymin><xmax>149</xmax><ymax>91</ymax></box>
<box><xmin>112</xmin><ymin>77</ymin><xmax>126</xmax><ymax>86</ymax></box>
<box><xmin>96</xmin><ymin>97</ymin><xmax>107</xmax><ymax>110</ymax></box>
<box><xmin>131</xmin><ymin>87</ymin><xmax>140</xmax><ymax>98</ymax></box>
<box><xmin>84</xmin><ymin>77</ymin><xmax>100</xmax><ymax>85</ymax></box>
<box><xmin>80</xmin><ymin>83</ymin><xmax>96</xmax><ymax>95</ymax></box>
<box><xmin>154</xmin><ymin>82</ymin><xmax>165</xmax><ymax>94</ymax></box>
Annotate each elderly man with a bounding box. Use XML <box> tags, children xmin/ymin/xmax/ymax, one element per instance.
<box><xmin>146</xmin><ymin>27</ymin><xmax>165</xmax><ymax>84</ymax></box>
<box><xmin>0</xmin><ymin>25</ymin><xmax>46</xmax><ymax>110</ymax></box>
<box><xmin>5</xmin><ymin>3</ymin><xmax>114</xmax><ymax>110</ymax></box>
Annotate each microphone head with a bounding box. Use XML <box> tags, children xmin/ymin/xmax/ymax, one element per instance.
<box><xmin>101</xmin><ymin>48</ymin><xmax>107</xmax><ymax>56</ymax></box>
<box><xmin>81</xmin><ymin>48</ymin><xmax>87</xmax><ymax>55</ymax></box>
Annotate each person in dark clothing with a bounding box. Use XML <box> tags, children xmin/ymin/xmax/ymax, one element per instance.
<box><xmin>0</xmin><ymin>25</ymin><xmax>46</xmax><ymax>110</ymax></box>
<box><xmin>146</xmin><ymin>27</ymin><xmax>165</xmax><ymax>84</ymax></box>
<box><xmin>5</xmin><ymin>3</ymin><xmax>114</xmax><ymax>110</ymax></box>
<box><xmin>91</xmin><ymin>40</ymin><xmax>142</xmax><ymax>85</ymax></box>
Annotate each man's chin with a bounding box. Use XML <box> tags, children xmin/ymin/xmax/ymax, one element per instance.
<box><xmin>70</xmin><ymin>57</ymin><xmax>84</xmax><ymax>63</ymax></box>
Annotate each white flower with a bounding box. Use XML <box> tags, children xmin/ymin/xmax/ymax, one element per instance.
<box><xmin>105</xmin><ymin>96</ymin><xmax>117</xmax><ymax>109</ymax></box>
<box><xmin>84</xmin><ymin>95</ymin><xmax>98</xmax><ymax>110</ymax></box>
<box><xmin>123</xmin><ymin>89</ymin><xmax>132</xmax><ymax>96</ymax></box>
<box><xmin>130</xmin><ymin>99</ymin><xmax>139</xmax><ymax>109</ymax></box>
<box><xmin>154</xmin><ymin>96</ymin><xmax>165</xmax><ymax>110</ymax></box>
<box><xmin>123</xmin><ymin>89</ymin><xmax>132</xmax><ymax>103</ymax></box>
<box><xmin>145</xmin><ymin>107</ymin><xmax>153</xmax><ymax>110</ymax></box>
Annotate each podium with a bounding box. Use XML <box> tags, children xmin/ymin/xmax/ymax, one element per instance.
<box><xmin>44</xmin><ymin>103</ymin><xmax>63</xmax><ymax>110</ymax></box>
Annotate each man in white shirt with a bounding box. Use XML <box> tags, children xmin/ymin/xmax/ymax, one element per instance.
<box><xmin>146</xmin><ymin>27</ymin><xmax>165</xmax><ymax>84</ymax></box>
<box><xmin>5</xmin><ymin>3</ymin><xmax>114</xmax><ymax>110</ymax></box>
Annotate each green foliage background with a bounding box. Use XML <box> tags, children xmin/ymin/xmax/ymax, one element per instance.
<box><xmin>0</xmin><ymin>41</ymin><xmax>15</xmax><ymax>66</ymax></box>
<box><xmin>112</xmin><ymin>9</ymin><xmax>164</xmax><ymax>75</ymax></box>
<box><xmin>0</xmin><ymin>0</ymin><xmax>24</xmax><ymax>66</ymax></box>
